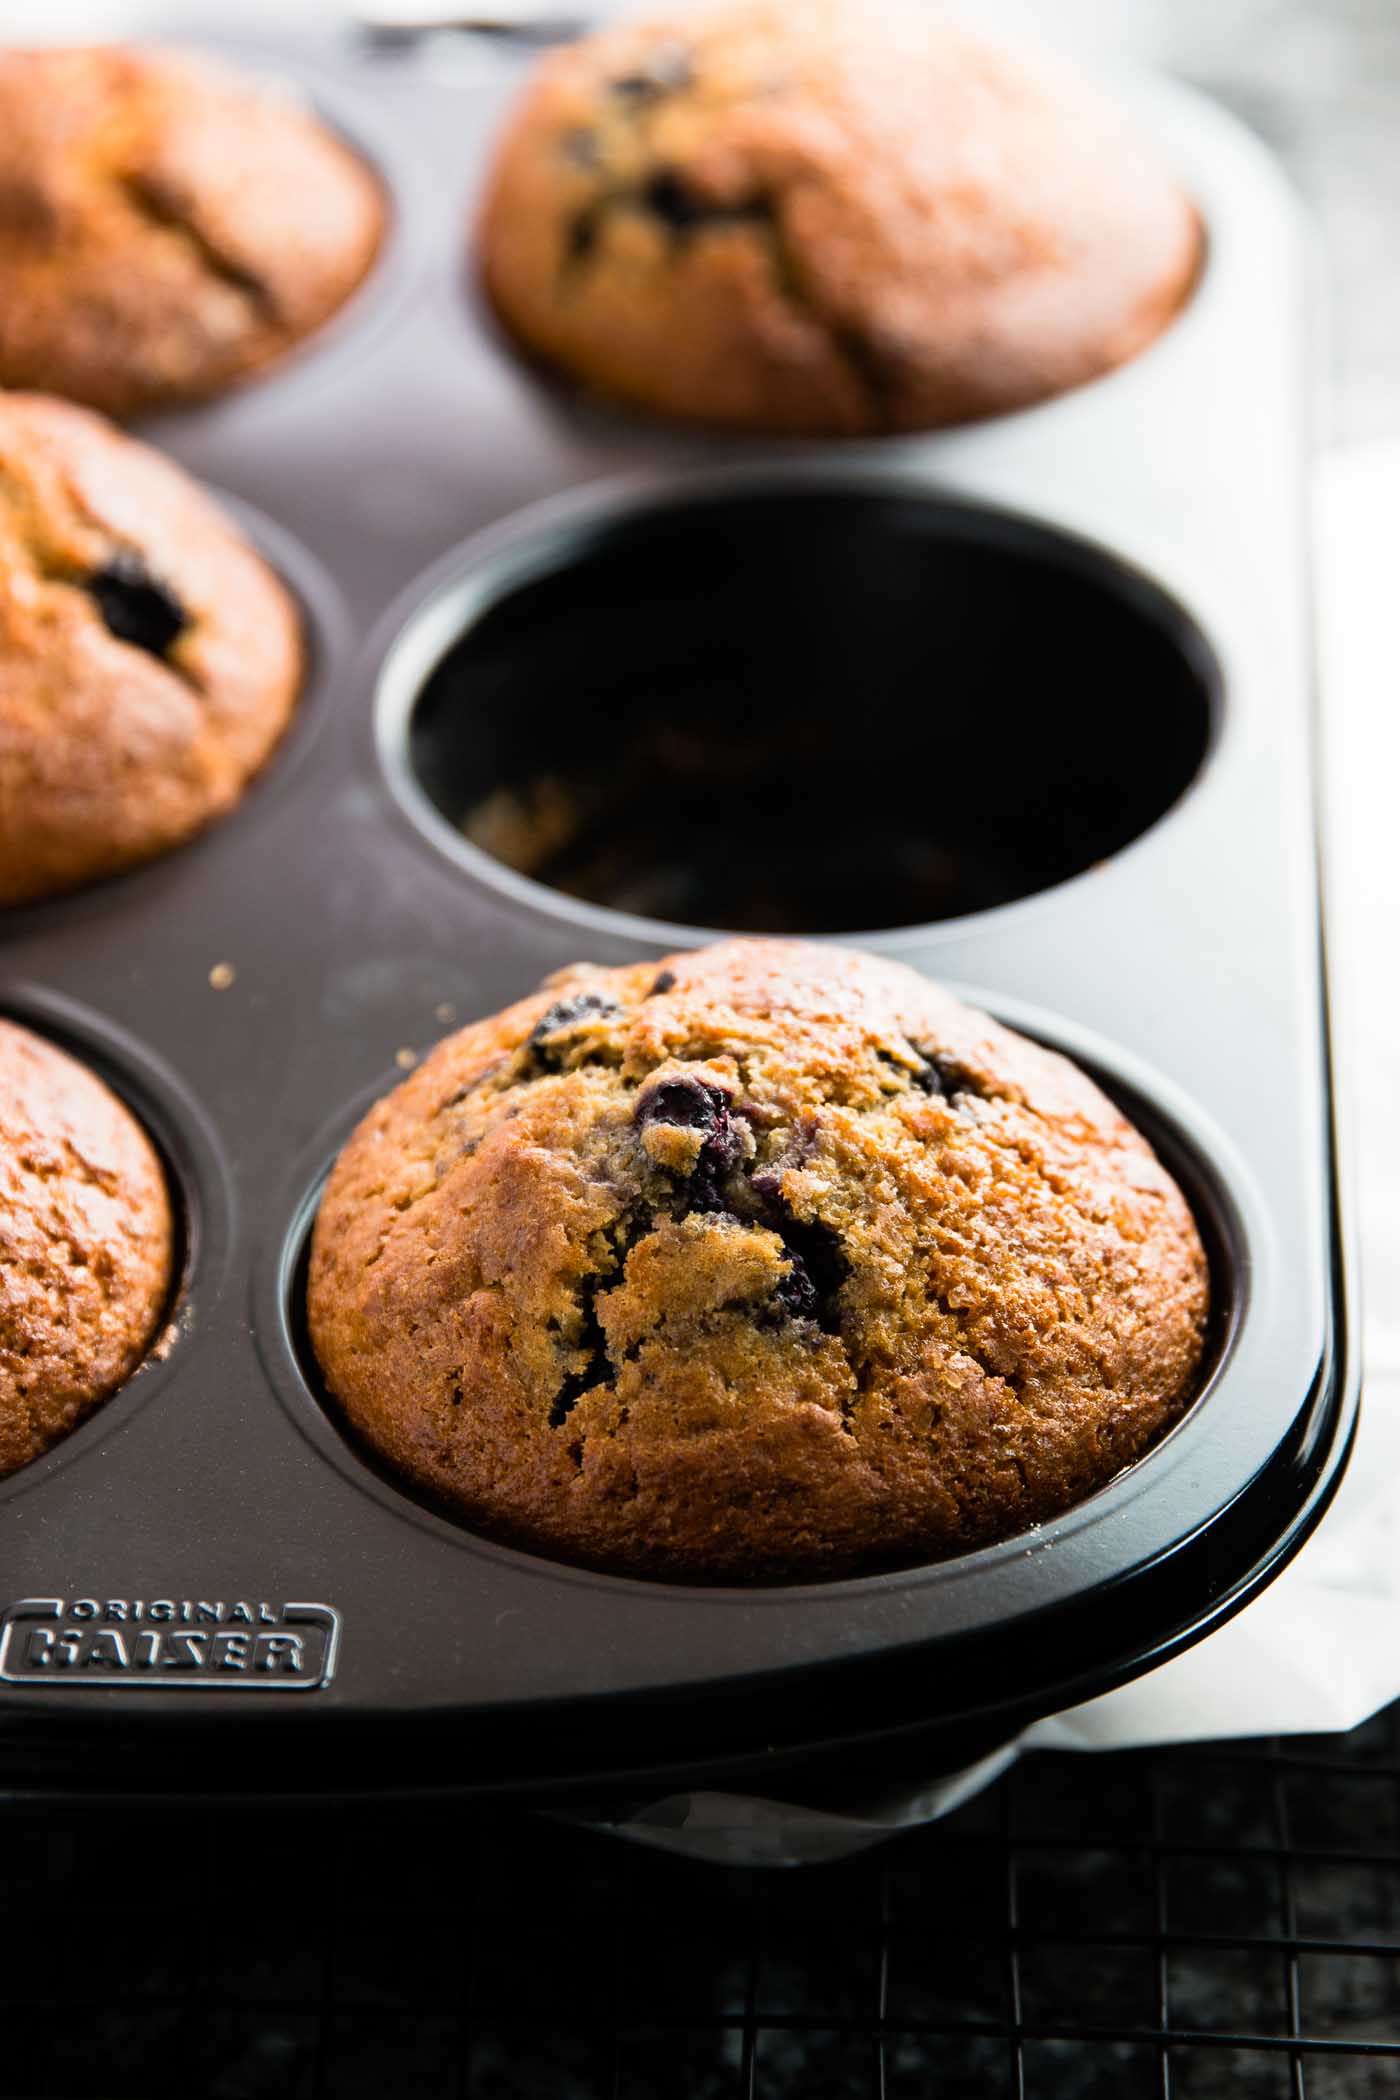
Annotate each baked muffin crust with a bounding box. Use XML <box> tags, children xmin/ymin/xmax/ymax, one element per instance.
<box><xmin>0</xmin><ymin>1020</ymin><xmax>173</xmax><ymax>1479</ymax></box>
<box><xmin>309</xmin><ymin>941</ymin><xmax>1209</xmax><ymax>1581</ymax></box>
<box><xmin>0</xmin><ymin>44</ymin><xmax>384</xmax><ymax>418</ymax></box>
<box><xmin>0</xmin><ymin>392</ymin><xmax>303</xmax><ymax>905</ymax></box>
<box><xmin>477</xmin><ymin>0</ymin><xmax>1202</xmax><ymax>435</ymax></box>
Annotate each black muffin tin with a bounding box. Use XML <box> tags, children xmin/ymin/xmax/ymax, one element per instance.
<box><xmin>0</xmin><ymin>20</ymin><xmax>1355</xmax><ymax>1806</ymax></box>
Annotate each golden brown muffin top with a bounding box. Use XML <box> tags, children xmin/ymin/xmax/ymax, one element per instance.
<box><xmin>0</xmin><ymin>391</ymin><xmax>303</xmax><ymax>905</ymax></box>
<box><xmin>0</xmin><ymin>43</ymin><xmax>384</xmax><ymax>418</ymax></box>
<box><xmin>0</xmin><ymin>1018</ymin><xmax>173</xmax><ymax>1479</ymax></box>
<box><xmin>309</xmin><ymin>940</ymin><xmax>1209</xmax><ymax>1580</ymax></box>
<box><xmin>478</xmin><ymin>0</ymin><xmax>1202</xmax><ymax>434</ymax></box>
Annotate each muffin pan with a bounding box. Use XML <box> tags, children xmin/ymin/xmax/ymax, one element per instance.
<box><xmin>0</xmin><ymin>20</ymin><xmax>1355</xmax><ymax>1803</ymax></box>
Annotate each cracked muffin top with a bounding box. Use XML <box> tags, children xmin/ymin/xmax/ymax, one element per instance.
<box><xmin>0</xmin><ymin>1019</ymin><xmax>173</xmax><ymax>1480</ymax></box>
<box><xmin>308</xmin><ymin>940</ymin><xmax>1209</xmax><ymax>1581</ymax></box>
<box><xmin>476</xmin><ymin>0</ymin><xmax>1202</xmax><ymax>436</ymax></box>
<box><xmin>0</xmin><ymin>391</ymin><xmax>303</xmax><ymax>905</ymax></box>
<box><xmin>0</xmin><ymin>44</ymin><xmax>384</xmax><ymax>418</ymax></box>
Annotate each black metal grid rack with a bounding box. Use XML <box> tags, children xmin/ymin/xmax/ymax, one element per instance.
<box><xmin>10</xmin><ymin>1699</ymin><xmax>1400</xmax><ymax>2099</ymax></box>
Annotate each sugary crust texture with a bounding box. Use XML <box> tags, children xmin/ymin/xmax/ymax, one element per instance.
<box><xmin>0</xmin><ymin>1019</ymin><xmax>173</xmax><ymax>1478</ymax></box>
<box><xmin>477</xmin><ymin>0</ymin><xmax>1203</xmax><ymax>435</ymax></box>
<box><xmin>0</xmin><ymin>391</ymin><xmax>303</xmax><ymax>904</ymax></box>
<box><xmin>0</xmin><ymin>43</ymin><xmax>385</xmax><ymax>418</ymax></box>
<box><xmin>308</xmin><ymin>940</ymin><xmax>1210</xmax><ymax>1581</ymax></box>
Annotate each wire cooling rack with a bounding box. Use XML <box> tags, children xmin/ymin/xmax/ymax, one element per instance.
<box><xmin>7</xmin><ymin>1702</ymin><xmax>1400</xmax><ymax>2098</ymax></box>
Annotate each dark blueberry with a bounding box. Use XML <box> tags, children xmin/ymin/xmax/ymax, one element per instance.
<box><xmin>641</xmin><ymin>173</ymin><xmax>773</xmax><ymax>236</ymax></box>
<box><xmin>776</xmin><ymin>1216</ymin><xmax>847</xmax><ymax>1331</ymax></box>
<box><xmin>638</xmin><ymin>1073</ymin><xmax>748</xmax><ymax>1210</ymax></box>
<box><xmin>523</xmin><ymin>992</ymin><xmax>621</xmax><ymax>1076</ymax></box>
<box><xmin>609</xmin><ymin>41</ymin><xmax>692</xmax><ymax>101</ymax></box>
<box><xmin>549</xmin><ymin>1275</ymin><xmax>611</xmax><ymax>1428</ymax></box>
<box><xmin>686</xmin><ymin>1156</ymin><xmax>731</xmax><ymax>1213</ymax></box>
<box><xmin>642</xmin><ymin>171</ymin><xmax>711</xmax><ymax>231</ymax></box>
<box><xmin>85</xmin><ymin>552</ymin><xmax>189</xmax><ymax>659</ymax></box>
<box><xmin>705</xmin><ymin>1118</ymin><xmax>745</xmax><ymax>1166</ymax></box>
<box><xmin>773</xmin><ymin>1250</ymin><xmax>820</xmax><ymax>1324</ymax></box>
<box><xmin>909</xmin><ymin>1046</ymin><xmax>983</xmax><ymax>1100</ymax></box>
<box><xmin>636</xmin><ymin>1074</ymin><xmax>727</xmax><ymax>1133</ymax></box>
<box><xmin>548</xmin><ymin>1208</ymin><xmax>651</xmax><ymax>1427</ymax></box>
<box><xmin>528</xmin><ymin>992</ymin><xmax>619</xmax><ymax>1046</ymax></box>
<box><xmin>749</xmin><ymin>1175</ymin><xmax>848</xmax><ymax>1333</ymax></box>
<box><xmin>648</xmin><ymin>970</ymin><xmax>677</xmax><ymax>997</ymax></box>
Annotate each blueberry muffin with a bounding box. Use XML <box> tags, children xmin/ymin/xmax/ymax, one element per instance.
<box><xmin>308</xmin><ymin>940</ymin><xmax>1209</xmax><ymax>1580</ymax></box>
<box><xmin>0</xmin><ymin>44</ymin><xmax>384</xmax><ymax>418</ymax></box>
<box><xmin>476</xmin><ymin>0</ymin><xmax>1202</xmax><ymax>436</ymax></box>
<box><xmin>0</xmin><ymin>392</ymin><xmax>303</xmax><ymax>905</ymax></box>
<box><xmin>0</xmin><ymin>1020</ymin><xmax>173</xmax><ymax>1479</ymax></box>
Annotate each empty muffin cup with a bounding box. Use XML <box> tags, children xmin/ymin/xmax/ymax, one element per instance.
<box><xmin>385</xmin><ymin>482</ymin><xmax>1219</xmax><ymax>936</ymax></box>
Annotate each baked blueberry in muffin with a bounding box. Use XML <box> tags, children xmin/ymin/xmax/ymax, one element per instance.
<box><xmin>308</xmin><ymin>940</ymin><xmax>1209</xmax><ymax>1580</ymax></box>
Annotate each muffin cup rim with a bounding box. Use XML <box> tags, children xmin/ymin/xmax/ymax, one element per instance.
<box><xmin>255</xmin><ymin>985</ymin><xmax>1264</xmax><ymax>1618</ymax></box>
<box><xmin>0</xmin><ymin>982</ymin><xmax>234</xmax><ymax>1507</ymax></box>
<box><xmin>369</xmin><ymin>462</ymin><xmax>1225</xmax><ymax>949</ymax></box>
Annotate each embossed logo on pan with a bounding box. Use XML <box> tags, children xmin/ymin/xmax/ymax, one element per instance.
<box><xmin>0</xmin><ymin>1599</ymin><xmax>340</xmax><ymax>1690</ymax></box>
